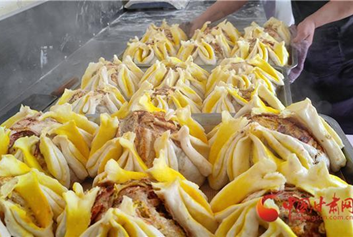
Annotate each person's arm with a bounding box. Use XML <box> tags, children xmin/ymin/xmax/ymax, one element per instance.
<box><xmin>294</xmin><ymin>0</ymin><xmax>353</xmax><ymax>44</ymax></box>
<box><xmin>189</xmin><ymin>0</ymin><xmax>248</xmax><ymax>36</ymax></box>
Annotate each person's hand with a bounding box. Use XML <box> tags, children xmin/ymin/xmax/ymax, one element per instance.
<box><xmin>180</xmin><ymin>20</ymin><xmax>205</xmax><ymax>38</ymax></box>
<box><xmin>293</xmin><ymin>17</ymin><xmax>316</xmax><ymax>45</ymax></box>
<box><xmin>288</xmin><ymin>25</ymin><xmax>310</xmax><ymax>83</ymax></box>
<box><xmin>189</xmin><ymin>20</ymin><xmax>204</xmax><ymax>37</ymax></box>
<box><xmin>179</xmin><ymin>22</ymin><xmax>192</xmax><ymax>37</ymax></box>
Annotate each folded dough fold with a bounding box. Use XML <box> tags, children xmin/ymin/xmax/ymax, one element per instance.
<box><xmin>57</xmin><ymin>86</ymin><xmax>125</xmax><ymax>115</ymax></box>
<box><xmin>283</xmin><ymin>98</ymin><xmax>346</xmax><ymax>171</ymax></box>
<box><xmin>141</xmin><ymin>19</ymin><xmax>187</xmax><ymax>48</ymax></box>
<box><xmin>150</xmin><ymin>156</ymin><xmax>217</xmax><ymax>236</ymax></box>
<box><xmin>87</xmin><ymin>132</ymin><xmax>147</xmax><ymax>177</ymax></box>
<box><xmin>202</xmin><ymin>81</ymin><xmax>283</xmax><ymax>114</ymax></box>
<box><xmin>263</xmin><ymin>17</ymin><xmax>291</xmax><ymax>46</ymax></box>
<box><xmin>124</xmin><ymin>29</ymin><xmax>178</xmax><ymax>65</ymax></box>
<box><xmin>81</xmin><ymin>200</ymin><xmax>165</xmax><ymax>237</ymax></box>
<box><xmin>56</xmin><ymin>183</ymin><xmax>99</xmax><ymax>237</ymax></box>
<box><xmin>192</xmin><ymin>20</ymin><xmax>240</xmax><ymax>47</ymax></box>
<box><xmin>140</xmin><ymin>56</ymin><xmax>208</xmax><ymax>97</ymax></box>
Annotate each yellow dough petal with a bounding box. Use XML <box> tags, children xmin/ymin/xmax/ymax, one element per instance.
<box><xmin>0</xmin><ymin>127</ymin><xmax>10</xmax><ymax>156</ymax></box>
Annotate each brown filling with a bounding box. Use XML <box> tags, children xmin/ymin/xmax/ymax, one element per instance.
<box><xmin>229</xmin><ymin>62</ymin><xmax>254</xmax><ymax>74</ymax></box>
<box><xmin>164</xmin><ymin>29</ymin><xmax>173</xmax><ymax>42</ymax></box>
<box><xmin>9</xmin><ymin>130</ymin><xmax>36</xmax><ymax>148</ymax></box>
<box><xmin>264</xmin><ymin>26</ymin><xmax>282</xmax><ymax>43</ymax></box>
<box><xmin>8</xmin><ymin>114</ymin><xmax>58</xmax><ymax>172</ymax></box>
<box><xmin>90</xmin><ymin>180</ymin><xmax>187</xmax><ymax>236</ymax></box>
<box><xmin>239</xmin><ymin>89</ymin><xmax>253</xmax><ymax>101</ymax></box>
<box><xmin>32</xmin><ymin>143</ymin><xmax>48</xmax><ymax>173</ymax></box>
<box><xmin>203</xmin><ymin>27</ymin><xmax>212</xmax><ymax>35</ymax></box>
<box><xmin>9</xmin><ymin>114</ymin><xmax>58</xmax><ymax>147</ymax></box>
<box><xmin>111</xmin><ymin>73</ymin><xmax>119</xmax><ymax>85</ymax></box>
<box><xmin>210</xmin><ymin>42</ymin><xmax>223</xmax><ymax>58</ymax></box>
<box><xmin>248</xmin><ymin>38</ymin><xmax>257</xmax><ymax>52</ymax></box>
<box><xmin>262</xmin><ymin>38</ymin><xmax>276</xmax><ymax>48</ymax></box>
<box><xmin>267</xmin><ymin>187</ymin><xmax>325</xmax><ymax>237</ymax></box>
<box><xmin>90</xmin><ymin>182</ymin><xmax>116</xmax><ymax>223</ymax></box>
<box><xmin>151</xmin><ymin>87</ymin><xmax>175</xmax><ymax>99</ymax></box>
<box><xmin>249</xmin><ymin>114</ymin><xmax>324</xmax><ymax>153</ymax></box>
<box><xmin>118</xmin><ymin>111</ymin><xmax>180</xmax><ymax>167</ymax></box>
<box><xmin>68</xmin><ymin>90</ymin><xmax>87</xmax><ymax>104</ymax></box>
<box><xmin>241</xmin><ymin>186</ymin><xmax>325</xmax><ymax>237</ymax></box>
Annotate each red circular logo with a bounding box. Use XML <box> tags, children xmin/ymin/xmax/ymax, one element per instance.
<box><xmin>256</xmin><ymin>194</ymin><xmax>279</xmax><ymax>222</ymax></box>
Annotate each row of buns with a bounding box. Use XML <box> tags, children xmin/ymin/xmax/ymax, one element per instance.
<box><xmin>58</xmin><ymin>54</ymin><xmax>285</xmax><ymax>116</ymax></box>
<box><xmin>0</xmin><ymin>97</ymin><xmax>350</xmax><ymax>236</ymax></box>
<box><xmin>123</xmin><ymin>18</ymin><xmax>291</xmax><ymax>66</ymax></box>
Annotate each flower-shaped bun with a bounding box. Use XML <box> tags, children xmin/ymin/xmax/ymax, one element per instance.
<box><xmin>140</xmin><ymin>56</ymin><xmax>208</xmax><ymax>96</ymax></box>
<box><xmin>2</xmin><ymin>104</ymin><xmax>97</xmax><ymax>187</ymax></box>
<box><xmin>202</xmin><ymin>81</ymin><xmax>284</xmax><ymax>114</ymax></box>
<box><xmin>60</xmin><ymin>155</ymin><xmax>215</xmax><ymax>236</ymax></box>
<box><xmin>57</xmin><ymin>86</ymin><xmax>125</xmax><ymax>115</ymax></box>
<box><xmin>81</xmin><ymin>55</ymin><xmax>143</xmax><ymax>100</ymax></box>
<box><xmin>238</xmin><ymin>21</ymin><xmax>289</xmax><ymax>66</ymax></box>
<box><xmin>208</xmin><ymin>99</ymin><xmax>345</xmax><ymax>190</ymax></box>
<box><xmin>264</xmin><ymin>17</ymin><xmax>291</xmax><ymax>46</ymax></box>
<box><xmin>207</xmin><ymin>56</ymin><xmax>284</xmax><ymax>95</ymax></box>
<box><xmin>178</xmin><ymin>35</ymin><xmax>231</xmax><ymax>65</ymax></box>
<box><xmin>123</xmin><ymin>20</ymin><xmax>185</xmax><ymax>66</ymax></box>
<box><xmin>141</xmin><ymin>19</ymin><xmax>187</xmax><ymax>48</ymax></box>
<box><xmin>192</xmin><ymin>20</ymin><xmax>241</xmax><ymax>47</ymax></box>
<box><xmin>89</xmin><ymin>108</ymin><xmax>211</xmax><ymax>185</ymax></box>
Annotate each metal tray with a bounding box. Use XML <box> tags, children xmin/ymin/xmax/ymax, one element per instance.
<box><xmin>191</xmin><ymin>113</ymin><xmax>353</xmax><ymax>184</ymax></box>
<box><xmin>0</xmin><ymin>77</ymin><xmax>80</xmax><ymax>122</ymax></box>
<box><xmin>288</xmin><ymin>45</ymin><xmax>299</xmax><ymax>71</ymax></box>
<box><xmin>0</xmin><ymin>94</ymin><xmax>58</xmax><ymax>124</ymax></box>
<box><xmin>273</xmin><ymin>45</ymin><xmax>298</xmax><ymax>75</ymax></box>
<box><xmin>321</xmin><ymin>115</ymin><xmax>353</xmax><ymax>184</ymax></box>
<box><xmin>279</xmin><ymin>70</ymin><xmax>292</xmax><ymax>106</ymax></box>
<box><xmin>123</xmin><ymin>1</ymin><xmax>187</xmax><ymax>10</ymax></box>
